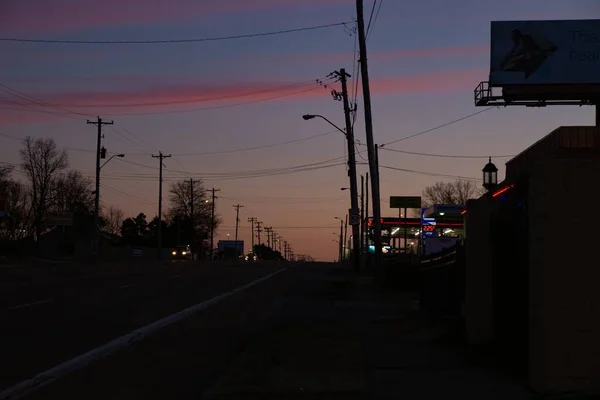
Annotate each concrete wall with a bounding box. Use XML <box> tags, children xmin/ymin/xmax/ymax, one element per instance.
<box><xmin>464</xmin><ymin>198</ymin><xmax>495</xmax><ymax>345</ymax></box>
<box><xmin>527</xmin><ymin>157</ymin><xmax>600</xmax><ymax>394</ymax></box>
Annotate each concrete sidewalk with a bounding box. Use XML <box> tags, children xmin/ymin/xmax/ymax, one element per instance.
<box><xmin>203</xmin><ymin>264</ymin><xmax>533</xmax><ymax>399</ymax></box>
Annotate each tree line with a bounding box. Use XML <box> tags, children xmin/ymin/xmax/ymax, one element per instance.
<box><xmin>0</xmin><ymin>137</ymin><xmax>220</xmax><ymax>248</ymax></box>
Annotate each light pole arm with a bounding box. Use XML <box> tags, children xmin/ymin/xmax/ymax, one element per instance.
<box><xmin>308</xmin><ymin>115</ymin><xmax>347</xmax><ymax>137</ymax></box>
<box><xmin>101</xmin><ymin>154</ymin><xmax>124</xmax><ymax>170</ymax></box>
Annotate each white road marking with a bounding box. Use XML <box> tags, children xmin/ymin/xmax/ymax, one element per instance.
<box><xmin>0</xmin><ymin>267</ymin><xmax>288</xmax><ymax>400</ymax></box>
<box><xmin>119</xmin><ymin>284</ymin><xmax>134</xmax><ymax>289</ymax></box>
<box><xmin>9</xmin><ymin>300</ymin><xmax>53</xmax><ymax>310</ymax></box>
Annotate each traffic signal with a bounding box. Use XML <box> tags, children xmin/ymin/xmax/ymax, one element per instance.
<box><xmin>100</xmin><ymin>147</ymin><xmax>107</xmax><ymax>159</ymax></box>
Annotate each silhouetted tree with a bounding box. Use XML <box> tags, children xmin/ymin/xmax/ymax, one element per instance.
<box><xmin>51</xmin><ymin>170</ymin><xmax>94</xmax><ymax>213</ymax></box>
<box><xmin>19</xmin><ymin>136</ymin><xmax>68</xmax><ymax>238</ymax></box>
<box><xmin>422</xmin><ymin>180</ymin><xmax>484</xmax><ymax>207</ymax></box>
<box><xmin>167</xmin><ymin>180</ymin><xmax>221</xmax><ymax>246</ymax></box>
<box><xmin>0</xmin><ymin>166</ymin><xmax>29</xmax><ymax>240</ymax></box>
<box><xmin>121</xmin><ymin>213</ymin><xmax>148</xmax><ymax>245</ymax></box>
<box><xmin>103</xmin><ymin>205</ymin><xmax>124</xmax><ymax>235</ymax></box>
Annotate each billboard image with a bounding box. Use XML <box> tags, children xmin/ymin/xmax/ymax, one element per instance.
<box><xmin>490</xmin><ymin>19</ymin><xmax>600</xmax><ymax>86</ymax></box>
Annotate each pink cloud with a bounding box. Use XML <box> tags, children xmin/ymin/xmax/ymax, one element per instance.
<box><xmin>289</xmin><ymin>44</ymin><xmax>489</xmax><ymax>64</ymax></box>
<box><xmin>1</xmin><ymin>0</ymin><xmax>350</xmax><ymax>34</ymax></box>
<box><xmin>0</xmin><ymin>69</ymin><xmax>484</xmax><ymax>124</ymax></box>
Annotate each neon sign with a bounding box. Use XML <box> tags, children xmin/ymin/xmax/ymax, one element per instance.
<box><xmin>423</xmin><ymin>225</ymin><xmax>436</xmax><ymax>232</ymax></box>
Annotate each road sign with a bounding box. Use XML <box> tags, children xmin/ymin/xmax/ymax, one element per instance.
<box><xmin>490</xmin><ymin>19</ymin><xmax>600</xmax><ymax>86</ymax></box>
<box><xmin>390</xmin><ymin>196</ymin><xmax>421</xmax><ymax>209</ymax></box>
<box><xmin>349</xmin><ymin>211</ymin><xmax>360</xmax><ymax>226</ymax></box>
<box><xmin>46</xmin><ymin>212</ymin><xmax>73</xmax><ymax>226</ymax></box>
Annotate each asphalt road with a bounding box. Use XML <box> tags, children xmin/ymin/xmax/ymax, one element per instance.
<box><xmin>0</xmin><ymin>260</ymin><xmax>287</xmax><ymax>394</ymax></box>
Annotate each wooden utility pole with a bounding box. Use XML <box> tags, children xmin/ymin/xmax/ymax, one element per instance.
<box><xmin>334</xmin><ymin>68</ymin><xmax>361</xmax><ymax>272</ymax></box>
<box><xmin>152</xmin><ymin>152</ymin><xmax>171</xmax><ymax>259</ymax></box>
<box><xmin>209</xmin><ymin>188</ymin><xmax>220</xmax><ymax>259</ymax></box>
<box><xmin>356</xmin><ymin>0</ymin><xmax>383</xmax><ymax>277</ymax></box>
<box><xmin>248</xmin><ymin>217</ymin><xmax>257</xmax><ymax>251</ymax></box>
<box><xmin>256</xmin><ymin>221</ymin><xmax>263</xmax><ymax>245</ymax></box>
<box><xmin>87</xmin><ymin>116</ymin><xmax>113</xmax><ymax>257</ymax></box>
<box><xmin>189</xmin><ymin>179</ymin><xmax>199</xmax><ymax>257</ymax></box>
<box><xmin>233</xmin><ymin>204</ymin><xmax>244</xmax><ymax>254</ymax></box>
<box><xmin>265</xmin><ymin>226</ymin><xmax>273</xmax><ymax>248</ymax></box>
<box><xmin>361</xmin><ymin>174</ymin><xmax>365</xmax><ymax>258</ymax></box>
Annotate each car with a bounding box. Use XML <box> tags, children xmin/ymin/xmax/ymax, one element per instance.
<box><xmin>171</xmin><ymin>245</ymin><xmax>192</xmax><ymax>260</ymax></box>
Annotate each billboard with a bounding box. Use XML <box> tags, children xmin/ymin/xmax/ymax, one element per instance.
<box><xmin>490</xmin><ymin>19</ymin><xmax>600</xmax><ymax>86</ymax></box>
<box><xmin>390</xmin><ymin>196</ymin><xmax>421</xmax><ymax>209</ymax></box>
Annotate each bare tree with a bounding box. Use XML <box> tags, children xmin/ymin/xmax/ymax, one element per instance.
<box><xmin>51</xmin><ymin>170</ymin><xmax>94</xmax><ymax>213</ymax></box>
<box><xmin>0</xmin><ymin>165</ymin><xmax>30</xmax><ymax>240</ymax></box>
<box><xmin>103</xmin><ymin>205</ymin><xmax>124</xmax><ymax>235</ymax></box>
<box><xmin>20</xmin><ymin>136</ymin><xmax>68</xmax><ymax>238</ymax></box>
<box><xmin>167</xmin><ymin>180</ymin><xmax>212</xmax><ymax>226</ymax></box>
<box><xmin>0</xmin><ymin>180</ymin><xmax>30</xmax><ymax>240</ymax></box>
<box><xmin>422</xmin><ymin>180</ymin><xmax>485</xmax><ymax>207</ymax></box>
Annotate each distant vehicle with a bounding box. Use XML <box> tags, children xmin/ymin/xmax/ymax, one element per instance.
<box><xmin>171</xmin><ymin>245</ymin><xmax>192</xmax><ymax>260</ymax></box>
<box><xmin>244</xmin><ymin>253</ymin><xmax>257</xmax><ymax>262</ymax></box>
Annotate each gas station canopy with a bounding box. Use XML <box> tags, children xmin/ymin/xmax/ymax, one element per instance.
<box><xmin>423</xmin><ymin>204</ymin><xmax>466</xmax><ymax>219</ymax></box>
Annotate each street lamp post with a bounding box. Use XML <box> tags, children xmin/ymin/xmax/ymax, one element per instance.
<box><xmin>304</xmin><ymin>114</ymin><xmax>360</xmax><ymax>272</ymax></box>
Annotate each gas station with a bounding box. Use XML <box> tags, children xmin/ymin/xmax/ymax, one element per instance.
<box><xmin>365</xmin><ymin>200</ymin><xmax>466</xmax><ymax>256</ymax></box>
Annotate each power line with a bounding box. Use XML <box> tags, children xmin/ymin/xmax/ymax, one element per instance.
<box><xmin>0</xmin><ymin>22</ymin><xmax>352</xmax><ymax>44</ymax></box>
<box><xmin>379</xmin><ymin>164</ymin><xmax>480</xmax><ymax>181</ymax></box>
<box><xmin>367</xmin><ymin>0</ymin><xmax>384</xmax><ymax>40</ymax></box>
<box><xmin>45</xmin><ymin>80</ymin><xmax>324</xmax><ymax>108</ymax></box>
<box><xmin>380</xmin><ymin>148</ymin><xmax>515</xmax><ymax>159</ymax></box>
<box><xmin>0</xmin><ymin>79</ymin><xmax>331</xmax><ymax>118</ymax></box>
<box><xmin>93</xmin><ymin>85</ymin><xmax>326</xmax><ymax>116</ymax></box>
<box><xmin>166</xmin><ymin>130</ymin><xmax>337</xmax><ymax>156</ymax></box>
<box><xmin>380</xmin><ymin>107</ymin><xmax>496</xmax><ymax>147</ymax></box>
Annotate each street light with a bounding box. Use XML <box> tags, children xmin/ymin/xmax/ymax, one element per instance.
<box><xmin>302</xmin><ymin>114</ymin><xmax>347</xmax><ymax>137</ymax></box>
<box><xmin>341</xmin><ymin>187</ymin><xmax>362</xmax><ymax>199</ymax></box>
<box><xmin>482</xmin><ymin>157</ymin><xmax>498</xmax><ymax>192</ymax></box>
<box><xmin>100</xmin><ymin>154</ymin><xmax>125</xmax><ymax>170</ymax></box>
<box><xmin>305</xmin><ymin>112</ymin><xmax>360</xmax><ymax>272</ymax></box>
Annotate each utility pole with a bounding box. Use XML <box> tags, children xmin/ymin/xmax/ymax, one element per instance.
<box><xmin>339</xmin><ymin>218</ymin><xmax>344</xmax><ymax>263</ymax></box>
<box><xmin>366</xmin><ymin>172</ymin><xmax>370</xmax><ymax>258</ymax></box>
<box><xmin>209</xmin><ymin>188</ymin><xmax>220</xmax><ymax>259</ymax></box>
<box><xmin>189</xmin><ymin>179</ymin><xmax>199</xmax><ymax>257</ymax></box>
<box><xmin>87</xmin><ymin>116</ymin><xmax>113</xmax><ymax>257</ymax></box>
<box><xmin>248</xmin><ymin>217</ymin><xmax>257</xmax><ymax>251</ymax></box>
<box><xmin>360</xmin><ymin>174</ymin><xmax>365</xmax><ymax>259</ymax></box>
<box><xmin>152</xmin><ymin>152</ymin><xmax>171</xmax><ymax>259</ymax></box>
<box><xmin>356</xmin><ymin>0</ymin><xmax>383</xmax><ymax>278</ymax></box>
<box><xmin>233</xmin><ymin>204</ymin><xmax>244</xmax><ymax>255</ymax></box>
<box><xmin>344</xmin><ymin>214</ymin><xmax>349</xmax><ymax>262</ymax></box>
<box><xmin>256</xmin><ymin>221</ymin><xmax>263</xmax><ymax>246</ymax></box>
<box><xmin>265</xmin><ymin>227</ymin><xmax>273</xmax><ymax>249</ymax></box>
<box><xmin>334</xmin><ymin>68</ymin><xmax>361</xmax><ymax>273</ymax></box>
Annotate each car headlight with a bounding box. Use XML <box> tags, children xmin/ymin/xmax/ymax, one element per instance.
<box><xmin>172</xmin><ymin>251</ymin><xmax>176</xmax><ymax>255</ymax></box>
<box><xmin>181</xmin><ymin>251</ymin><xmax>187</xmax><ymax>255</ymax></box>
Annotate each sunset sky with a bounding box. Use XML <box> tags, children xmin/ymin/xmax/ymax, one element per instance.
<box><xmin>0</xmin><ymin>0</ymin><xmax>597</xmax><ymax>261</ymax></box>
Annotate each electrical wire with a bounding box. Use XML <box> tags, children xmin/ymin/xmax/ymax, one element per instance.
<box><xmin>380</xmin><ymin>148</ymin><xmax>515</xmax><ymax>159</ymax></box>
<box><xmin>380</xmin><ymin>164</ymin><xmax>480</xmax><ymax>181</ymax></box>
<box><xmin>367</xmin><ymin>0</ymin><xmax>384</xmax><ymax>40</ymax></box>
<box><xmin>45</xmin><ymin>80</ymin><xmax>325</xmax><ymax>108</ymax></box>
<box><xmin>95</xmin><ymin>85</ymin><xmax>325</xmax><ymax>116</ymax></box>
<box><xmin>0</xmin><ymin>22</ymin><xmax>351</xmax><ymax>44</ymax></box>
<box><xmin>380</xmin><ymin>107</ymin><xmax>495</xmax><ymax>147</ymax></box>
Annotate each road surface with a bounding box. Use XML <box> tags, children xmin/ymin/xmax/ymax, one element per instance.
<box><xmin>0</xmin><ymin>260</ymin><xmax>289</xmax><ymax>398</ymax></box>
